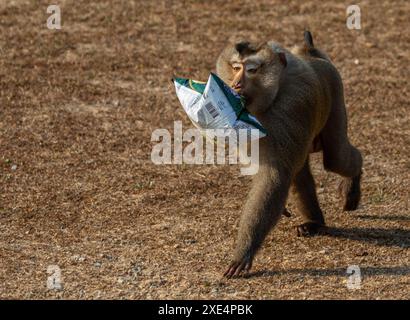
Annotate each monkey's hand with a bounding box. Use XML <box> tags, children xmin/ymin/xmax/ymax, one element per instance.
<box><xmin>223</xmin><ymin>254</ymin><xmax>253</xmax><ymax>279</ymax></box>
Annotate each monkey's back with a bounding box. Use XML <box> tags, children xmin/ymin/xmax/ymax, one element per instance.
<box><xmin>279</xmin><ymin>54</ymin><xmax>333</xmax><ymax>136</ymax></box>
<box><xmin>306</xmin><ymin>56</ymin><xmax>346</xmax><ymax>128</ymax></box>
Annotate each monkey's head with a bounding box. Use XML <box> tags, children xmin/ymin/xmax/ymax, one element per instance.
<box><xmin>216</xmin><ymin>40</ymin><xmax>287</xmax><ymax>113</ymax></box>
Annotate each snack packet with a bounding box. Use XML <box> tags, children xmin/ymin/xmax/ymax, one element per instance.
<box><xmin>173</xmin><ymin>73</ymin><xmax>266</xmax><ymax>142</ymax></box>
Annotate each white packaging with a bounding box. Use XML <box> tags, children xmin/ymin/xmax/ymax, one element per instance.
<box><xmin>173</xmin><ymin>73</ymin><xmax>266</xmax><ymax>142</ymax></box>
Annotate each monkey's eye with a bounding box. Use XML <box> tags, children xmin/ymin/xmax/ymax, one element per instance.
<box><xmin>245</xmin><ymin>63</ymin><xmax>259</xmax><ymax>74</ymax></box>
<box><xmin>231</xmin><ymin>63</ymin><xmax>242</xmax><ymax>72</ymax></box>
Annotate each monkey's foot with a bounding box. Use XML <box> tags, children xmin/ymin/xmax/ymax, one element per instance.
<box><xmin>338</xmin><ymin>173</ymin><xmax>361</xmax><ymax>211</ymax></box>
<box><xmin>296</xmin><ymin>222</ymin><xmax>325</xmax><ymax>237</ymax></box>
<box><xmin>223</xmin><ymin>256</ymin><xmax>253</xmax><ymax>279</ymax></box>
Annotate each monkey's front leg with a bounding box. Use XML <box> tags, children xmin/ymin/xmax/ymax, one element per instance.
<box><xmin>224</xmin><ymin>165</ymin><xmax>291</xmax><ymax>278</ymax></box>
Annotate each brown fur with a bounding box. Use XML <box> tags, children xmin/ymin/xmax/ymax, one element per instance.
<box><xmin>217</xmin><ymin>31</ymin><xmax>363</xmax><ymax>278</ymax></box>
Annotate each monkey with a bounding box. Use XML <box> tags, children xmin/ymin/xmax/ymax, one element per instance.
<box><xmin>215</xmin><ymin>31</ymin><xmax>362</xmax><ymax>278</ymax></box>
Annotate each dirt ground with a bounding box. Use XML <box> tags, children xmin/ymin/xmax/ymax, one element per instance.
<box><xmin>0</xmin><ymin>0</ymin><xmax>409</xmax><ymax>299</ymax></box>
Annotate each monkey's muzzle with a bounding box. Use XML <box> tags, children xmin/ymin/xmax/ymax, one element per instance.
<box><xmin>232</xmin><ymin>84</ymin><xmax>243</xmax><ymax>95</ymax></box>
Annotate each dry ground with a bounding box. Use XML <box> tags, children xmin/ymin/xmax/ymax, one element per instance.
<box><xmin>0</xmin><ymin>0</ymin><xmax>409</xmax><ymax>299</ymax></box>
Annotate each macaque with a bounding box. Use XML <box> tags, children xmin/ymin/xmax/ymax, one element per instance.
<box><xmin>216</xmin><ymin>31</ymin><xmax>362</xmax><ymax>278</ymax></box>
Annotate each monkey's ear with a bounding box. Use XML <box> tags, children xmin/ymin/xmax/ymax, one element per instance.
<box><xmin>278</xmin><ymin>52</ymin><xmax>287</xmax><ymax>67</ymax></box>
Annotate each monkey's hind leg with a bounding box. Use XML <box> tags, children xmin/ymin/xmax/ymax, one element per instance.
<box><xmin>321</xmin><ymin>96</ymin><xmax>363</xmax><ymax>211</ymax></box>
<box><xmin>292</xmin><ymin>159</ymin><xmax>326</xmax><ymax>237</ymax></box>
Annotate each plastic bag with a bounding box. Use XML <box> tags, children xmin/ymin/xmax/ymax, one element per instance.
<box><xmin>173</xmin><ymin>73</ymin><xmax>266</xmax><ymax>142</ymax></box>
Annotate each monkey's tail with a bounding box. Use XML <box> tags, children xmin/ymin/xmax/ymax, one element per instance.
<box><xmin>303</xmin><ymin>30</ymin><xmax>331</xmax><ymax>61</ymax></box>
